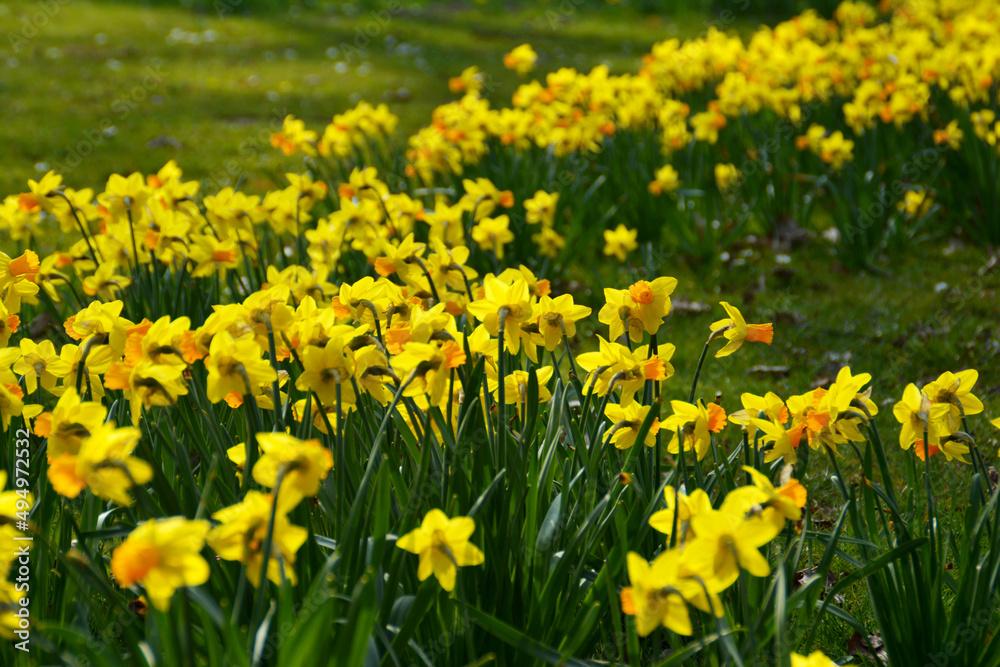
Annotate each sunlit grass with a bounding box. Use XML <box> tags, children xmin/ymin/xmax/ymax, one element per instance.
<box><xmin>0</xmin><ymin>0</ymin><xmax>743</xmax><ymax>195</ymax></box>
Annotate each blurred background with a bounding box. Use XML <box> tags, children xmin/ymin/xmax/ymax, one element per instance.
<box><xmin>0</xmin><ymin>0</ymin><xmax>834</xmax><ymax>196</ymax></box>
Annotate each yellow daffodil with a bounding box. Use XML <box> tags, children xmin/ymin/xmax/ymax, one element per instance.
<box><xmin>271</xmin><ymin>115</ymin><xmax>318</xmax><ymax>156</ymax></box>
<box><xmin>648</xmin><ymin>486</ymin><xmax>712</xmax><ymax>544</ymax></box>
<box><xmin>295</xmin><ymin>336</ymin><xmax>357</xmax><ymax>407</ymax></box>
<box><xmin>461</xmin><ymin>178</ymin><xmax>514</xmax><ymax>219</ymax></box>
<box><xmin>488</xmin><ymin>366</ymin><xmax>554</xmax><ymax>416</ymax></box>
<box><xmin>0</xmin><ymin>250</ymin><xmax>40</xmax><ymax>312</ymax></box>
<box><xmin>893</xmin><ymin>383</ymin><xmax>964</xmax><ymax>462</ymax></box>
<box><xmin>466</xmin><ymin>275</ymin><xmax>532</xmax><ymax>354</ymax></box>
<box><xmin>39</xmin><ymin>387</ymin><xmax>107</xmax><ymax>458</ymax></box>
<box><xmin>711</xmin><ymin>302</ymin><xmax>773</xmax><ymax>358</ymax></box>
<box><xmin>664</xmin><ymin>400</ymin><xmax>727</xmax><ymax>460</ymax></box>
<box><xmin>82</xmin><ymin>262</ymin><xmax>132</xmax><ymax>298</ymax></box>
<box><xmin>449</xmin><ymin>66</ymin><xmax>484</xmax><ymax>95</ymax></box>
<box><xmin>686</xmin><ymin>502</ymin><xmax>781</xmax><ymax>588</ymax></box>
<box><xmin>714</xmin><ymin>163</ymin><xmax>741</xmax><ymax>192</ymax></box>
<box><xmin>252</xmin><ymin>432</ymin><xmax>333</xmax><ymax>503</ymax></box>
<box><xmin>602</xmin><ymin>224</ymin><xmax>638</xmax><ymax>261</ymax></box>
<box><xmin>818</xmin><ymin>131</ymin><xmax>854</xmax><ymax>170</ymax></box>
<box><xmin>204</xmin><ymin>332</ymin><xmax>277</xmax><ymax>404</ymax></box>
<box><xmin>111</xmin><ymin>517</ymin><xmax>211</xmax><ymax>610</ymax></box>
<box><xmin>524</xmin><ymin>190</ymin><xmax>558</xmax><ymax>226</ymax></box>
<box><xmin>530</xmin><ymin>294</ymin><xmax>591</xmax><ymax>351</ymax></box>
<box><xmin>604</xmin><ymin>402</ymin><xmax>660</xmax><ymax>449</ymax></box>
<box><xmin>751</xmin><ymin>418</ymin><xmax>804</xmax><ymax>464</ymax></box>
<box><xmin>620</xmin><ymin>551</ymin><xmax>694</xmax><ymax>636</ymax></box>
<box><xmin>792</xmin><ymin>651</ymin><xmax>838</xmax><ymax>667</ymax></box>
<box><xmin>992</xmin><ymin>418</ymin><xmax>1000</xmax><ymax>456</ymax></box>
<box><xmin>396</xmin><ymin>509</ymin><xmax>484</xmax><ymax>592</ymax></box>
<box><xmin>922</xmin><ymin>369</ymin><xmax>983</xmax><ymax>432</ymax></box>
<box><xmin>728</xmin><ymin>391</ymin><xmax>787</xmax><ymax>438</ymax></box>
<box><xmin>471</xmin><ymin>215</ymin><xmax>515</xmax><ymax>259</ymax></box>
<box><xmin>392</xmin><ymin>340</ymin><xmax>466</xmax><ymax>407</ymax></box>
<box><xmin>734</xmin><ymin>466</ymin><xmax>806</xmax><ymax>522</ymax></box>
<box><xmin>532</xmin><ymin>227</ymin><xmax>565</xmax><ymax>258</ymax></box>
<box><xmin>932</xmin><ymin>120</ymin><xmax>963</xmax><ymax>150</ymax></box>
<box><xmin>13</xmin><ymin>338</ymin><xmax>70</xmax><ymax>394</ymax></box>
<box><xmin>648</xmin><ymin>164</ymin><xmax>681</xmax><ymax>195</ymax></box>
<box><xmin>47</xmin><ymin>423</ymin><xmax>152</xmax><ymax>506</ymax></box>
<box><xmin>208</xmin><ymin>490</ymin><xmax>308</xmax><ymax>587</ymax></box>
<box><xmin>503</xmin><ymin>44</ymin><xmax>537</xmax><ymax>75</ymax></box>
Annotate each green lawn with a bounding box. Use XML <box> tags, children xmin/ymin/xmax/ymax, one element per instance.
<box><xmin>0</xmin><ymin>0</ymin><xmax>739</xmax><ymax>196</ymax></box>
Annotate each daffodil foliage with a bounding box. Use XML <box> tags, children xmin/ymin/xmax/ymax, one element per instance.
<box><xmin>4</xmin><ymin>1</ymin><xmax>1000</xmax><ymax>665</ymax></box>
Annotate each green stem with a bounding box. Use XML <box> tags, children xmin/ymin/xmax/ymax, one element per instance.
<box><xmin>250</xmin><ymin>467</ymin><xmax>287</xmax><ymax>643</ymax></box>
<box><xmin>497</xmin><ymin>307</ymin><xmax>508</xmax><ymax>471</ymax></box>
<box><xmin>922</xmin><ymin>423</ymin><xmax>937</xmax><ymax>572</ymax></box>
<box><xmin>264</xmin><ymin>315</ymin><xmax>284</xmax><ymax>431</ymax></box>
<box><xmin>689</xmin><ymin>338</ymin><xmax>712</xmax><ymax>403</ymax></box>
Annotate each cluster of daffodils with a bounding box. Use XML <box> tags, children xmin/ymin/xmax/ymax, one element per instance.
<box><xmin>0</xmin><ymin>158</ymin><xmax>782</xmax><ymax>614</ymax></box>
<box><xmin>4</xmin><ymin>2</ymin><xmax>1000</xmax><ymax>657</ymax></box>
<box><xmin>8</xmin><ymin>4</ymin><xmax>1000</xmax><ymax>284</ymax></box>
<box><xmin>3</xmin><ymin>151</ymin><xmax>1000</xmax><ymax>665</ymax></box>
<box><xmin>271</xmin><ymin>0</ymin><xmax>1000</xmax><ymax>180</ymax></box>
<box><xmin>256</xmin><ymin>0</ymin><xmax>1000</xmax><ymax>265</ymax></box>
<box><xmin>893</xmin><ymin>369</ymin><xmax>987</xmax><ymax>462</ymax></box>
<box><xmin>99</xmin><ymin>430</ymin><xmax>331</xmax><ymax>610</ymax></box>
<box><xmin>623</xmin><ymin>469</ymin><xmax>806</xmax><ymax>636</ymax></box>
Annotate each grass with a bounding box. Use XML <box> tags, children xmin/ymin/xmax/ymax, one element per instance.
<box><xmin>591</xmin><ymin>235</ymin><xmax>1000</xmax><ymax>503</ymax></box>
<box><xmin>0</xmin><ymin>0</ymin><xmax>752</xmax><ymax>196</ymax></box>
<box><xmin>3</xmin><ymin>1</ymin><xmax>1000</xmax><ymax>663</ymax></box>
<box><xmin>622</xmin><ymin>240</ymin><xmax>1000</xmax><ymax>664</ymax></box>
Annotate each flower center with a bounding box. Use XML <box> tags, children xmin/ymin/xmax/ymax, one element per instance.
<box><xmin>628</xmin><ymin>281</ymin><xmax>655</xmax><ymax>305</ymax></box>
<box><xmin>111</xmin><ymin>541</ymin><xmax>161</xmax><ymax>587</ymax></box>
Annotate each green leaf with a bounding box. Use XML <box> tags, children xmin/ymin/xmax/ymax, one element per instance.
<box><xmin>466</xmin><ymin>605</ymin><xmax>593</xmax><ymax>666</ymax></box>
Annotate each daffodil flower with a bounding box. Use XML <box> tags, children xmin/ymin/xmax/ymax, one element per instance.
<box><xmin>111</xmin><ymin>517</ymin><xmax>211</xmax><ymax>610</ymax></box>
<box><xmin>47</xmin><ymin>422</ymin><xmax>152</xmax><ymax>506</ymax></box>
<box><xmin>686</xmin><ymin>503</ymin><xmax>782</xmax><ymax>588</ymax></box>
<box><xmin>396</xmin><ymin>509</ymin><xmax>484</xmax><ymax>592</ymax></box>
<box><xmin>603</xmin><ymin>402</ymin><xmax>660</xmax><ymax>449</ymax></box>
<box><xmin>664</xmin><ymin>400</ymin><xmax>727</xmax><ymax>461</ymax></box>
<box><xmin>710</xmin><ymin>301</ymin><xmax>773</xmax><ymax>358</ymax></box>
<box><xmin>208</xmin><ymin>491</ymin><xmax>308</xmax><ymax>587</ymax></box>
<box><xmin>893</xmin><ymin>383</ymin><xmax>963</xmax><ymax>462</ymax></box>
<box><xmin>792</xmin><ymin>651</ymin><xmax>839</xmax><ymax>667</ymax></box>
<box><xmin>252</xmin><ymin>432</ymin><xmax>333</xmax><ymax>504</ymax></box>
<box><xmin>620</xmin><ymin>551</ymin><xmax>695</xmax><ymax>636</ymax></box>
<box><xmin>602</xmin><ymin>224</ymin><xmax>638</xmax><ymax>262</ymax></box>
<box><xmin>922</xmin><ymin>369</ymin><xmax>983</xmax><ymax>432</ymax></box>
<box><xmin>648</xmin><ymin>486</ymin><xmax>712</xmax><ymax>544</ymax></box>
<box><xmin>751</xmin><ymin>417</ymin><xmax>804</xmax><ymax>464</ymax></box>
